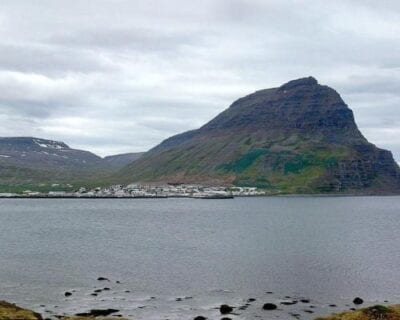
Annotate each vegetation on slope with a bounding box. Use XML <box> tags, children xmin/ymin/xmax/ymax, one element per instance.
<box><xmin>0</xmin><ymin>301</ymin><xmax>42</xmax><ymax>320</ymax></box>
<box><xmin>316</xmin><ymin>305</ymin><xmax>400</xmax><ymax>320</ymax></box>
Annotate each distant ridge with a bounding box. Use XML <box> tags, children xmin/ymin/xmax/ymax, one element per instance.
<box><xmin>0</xmin><ymin>137</ymin><xmax>140</xmax><ymax>189</ymax></box>
<box><xmin>119</xmin><ymin>77</ymin><xmax>400</xmax><ymax>194</ymax></box>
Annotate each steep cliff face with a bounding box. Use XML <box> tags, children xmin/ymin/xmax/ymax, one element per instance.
<box><xmin>120</xmin><ymin>77</ymin><xmax>400</xmax><ymax>194</ymax></box>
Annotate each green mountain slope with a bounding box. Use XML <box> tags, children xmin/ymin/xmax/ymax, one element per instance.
<box><xmin>119</xmin><ymin>77</ymin><xmax>400</xmax><ymax>194</ymax></box>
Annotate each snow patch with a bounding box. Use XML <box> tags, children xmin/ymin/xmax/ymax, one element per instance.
<box><xmin>34</xmin><ymin>139</ymin><xmax>66</xmax><ymax>150</ymax></box>
<box><xmin>0</xmin><ymin>154</ymin><xmax>11</xmax><ymax>158</ymax></box>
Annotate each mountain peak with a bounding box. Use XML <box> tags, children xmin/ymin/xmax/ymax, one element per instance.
<box><xmin>279</xmin><ymin>76</ymin><xmax>318</xmax><ymax>91</ymax></box>
<box><xmin>201</xmin><ymin>76</ymin><xmax>363</xmax><ymax>144</ymax></box>
<box><xmin>0</xmin><ymin>137</ymin><xmax>70</xmax><ymax>150</ymax></box>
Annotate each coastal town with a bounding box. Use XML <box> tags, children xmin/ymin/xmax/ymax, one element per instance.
<box><xmin>0</xmin><ymin>184</ymin><xmax>266</xmax><ymax>198</ymax></box>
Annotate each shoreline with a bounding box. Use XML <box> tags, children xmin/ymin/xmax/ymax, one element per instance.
<box><xmin>1</xmin><ymin>298</ymin><xmax>399</xmax><ymax>320</ymax></box>
<box><xmin>0</xmin><ymin>193</ymin><xmax>399</xmax><ymax>199</ymax></box>
<box><xmin>1</xmin><ymin>277</ymin><xmax>398</xmax><ymax>320</ymax></box>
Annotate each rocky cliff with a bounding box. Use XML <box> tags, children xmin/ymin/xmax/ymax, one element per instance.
<box><xmin>120</xmin><ymin>77</ymin><xmax>400</xmax><ymax>194</ymax></box>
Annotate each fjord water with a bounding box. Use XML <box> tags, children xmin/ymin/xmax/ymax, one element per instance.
<box><xmin>1</xmin><ymin>197</ymin><xmax>400</xmax><ymax>318</ymax></box>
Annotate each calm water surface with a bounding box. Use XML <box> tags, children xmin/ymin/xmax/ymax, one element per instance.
<box><xmin>0</xmin><ymin>197</ymin><xmax>399</xmax><ymax>319</ymax></box>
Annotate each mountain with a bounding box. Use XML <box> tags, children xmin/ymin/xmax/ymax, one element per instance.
<box><xmin>119</xmin><ymin>77</ymin><xmax>400</xmax><ymax>194</ymax></box>
<box><xmin>0</xmin><ymin>137</ymin><xmax>107</xmax><ymax>188</ymax></box>
<box><xmin>104</xmin><ymin>152</ymin><xmax>144</xmax><ymax>169</ymax></box>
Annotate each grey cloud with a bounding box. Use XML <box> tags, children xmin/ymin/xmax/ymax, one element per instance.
<box><xmin>334</xmin><ymin>75</ymin><xmax>400</xmax><ymax>95</ymax></box>
<box><xmin>48</xmin><ymin>28</ymin><xmax>205</xmax><ymax>53</ymax></box>
<box><xmin>0</xmin><ymin>0</ymin><xmax>398</xmax><ymax>159</ymax></box>
<box><xmin>0</xmin><ymin>43</ymin><xmax>114</xmax><ymax>75</ymax></box>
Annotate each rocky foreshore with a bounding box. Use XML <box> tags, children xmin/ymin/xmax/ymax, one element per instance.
<box><xmin>1</xmin><ymin>299</ymin><xmax>399</xmax><ymax>320</ymax></box>
<box><xmin>0</xmin><ymin>301</ymin><xmax>129</xmax><ymax>320</ymax></box>
<box><xmin>1</xmin><ymin>276</ymin><xmax>398</xmax><ymax>320</ymax></box>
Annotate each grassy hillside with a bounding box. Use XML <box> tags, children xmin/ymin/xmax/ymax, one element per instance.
<box><xmin>316</xmin><ymin>305</ymin><xmax>400</xmax><ymax>320</ymax></box>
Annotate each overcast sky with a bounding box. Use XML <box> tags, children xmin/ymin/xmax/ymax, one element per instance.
<box><xmin>0</xmin><ymin>1</ymin><xmax>399</xmax><ymax>159</ymax></box>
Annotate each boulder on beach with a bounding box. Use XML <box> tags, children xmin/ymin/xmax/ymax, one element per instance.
<box><xmin>75</xmin><ymin>308</ymin><xmax>119</xmax><ymax>317</ymax></box>
<box><xmin>353</xmin><ymin>297</ymin><xmax>364</xmax><ymax>305</ymax></box>
<box><xmin>64</xmin><ymin>317</ymin><xmax>127</xmax><ymax>320</ymax></box>
<box><xmin>219</xmin><ymin>305</ymin><xmax>233</xmax><ymax>314</ymax></box>
<box><xmin>263</xmin><ymin>303</ymin><xmax>278</xmax><ymax>310</ymax></box>
<box><xmin>97</xmin><ymin>277</ymin><xmax>110</xmax><ymax>281</ymax></box>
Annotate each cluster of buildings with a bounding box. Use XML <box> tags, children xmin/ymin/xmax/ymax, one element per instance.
<box><xmin>0</xmin><ymin>184</ymin><xmax>266</xmax><ymax>198</ymax></box>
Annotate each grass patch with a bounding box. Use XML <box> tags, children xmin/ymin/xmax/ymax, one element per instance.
<box><xmin>0</xmin><ymin>301</ymin><xmax>42</xmax><ymax>320</ymax></box>
<box><xmin>218</xmin><ymin>148</ymin><xmax>269</xmax><ymax>173</ymax></box>
<box><xmin>316</xmin><ymin>305</ymin><xmax>400</xmax><ymax>320</ymax></box>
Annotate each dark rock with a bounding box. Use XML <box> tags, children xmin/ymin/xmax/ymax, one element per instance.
<box><xmin>103</xmin><ymin>287</ymin><xmax>110</xmax><ymax>291</ymax></box>
<box><xmin>300</xmin><ymin>299</ymin><xmax>310</xmax><ymax>303</ymax></box>
<box><xmin>91</xmin><ymin>293</ymin><xmax>97</xmax><ymax>297</ymax></box>
<box><xmin>353</xmin><ymin>297</ymin><xmax>364</xmax><ymax>305</ymax></box>
<box><xmin>263</xmin><ymin>303</ymin><xmax>277</xmax><ymax>310</ymax></box>
<box><xmin>247</xmin><ymin>298</ymin><xmax>256</xmax><ymax>302</ymax></box>
<box><xmin>125</xmin><ymin>290</ymin><xmax>131</xmax><ymax>293</ymax></box>
<box><xmin>329</xmin><ymin>304</ymin><xmax>337</xmax><ymax>307</ymax></box>
<box><xmin>64</xmin><ymin>292</ymin><xmax>72</xmax><ymax>297</ymax></box>
<box><xmin>266</xmin><ymin>292</ymin><xmax>274</xmax><ymax>294</ymax></box>
<box><xmin>194</xmin><ymin>317</ymin><xmax>207</xmax><ymax>320</ymax></box>
<box><xmin>94</xmin><ymin>289</ymin><xmax>102</xmax><ymax>293</ymax></box>
<box><xmin>220</xmin><ymin>305</ymin><xmax>233</xmax><ymax>314</ymax></box>
<box><xmin>281</xmin><ymin>301</ymin><xmax>298</xmax><ymax>305</ymax></box>
<box><xmin>221</xmin><ymin>318</ymin><xmax>232</xmax><ymax>320</ymax></box>
<box><xmin>76</xmin><ymin>308</ymin><xmax>119</xmax><ymax>317</ymax></box>
<box><xmin>175</xmin><ymin>298</ymin><xmax>183</xmax><ymax>302</ymax></box>
<box><xmin>303</xmin><ymin>309</ymin><xmax>314</xmax><ymax>313</ymax></box>
<box><xmin>97</xmin><ymin>277</ymin><xmax>109</xmax><ymax>281</ymax></box>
